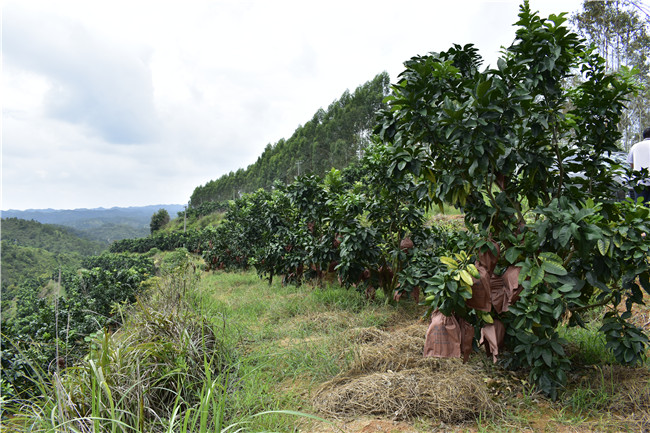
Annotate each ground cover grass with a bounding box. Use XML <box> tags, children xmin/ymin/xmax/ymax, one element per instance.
<box><xmin>195</xmin><ymin>271</ymin><xmax>407</xmax><ymax>431</ymax></box>
<box><xmin>190</xmin><ymin>270</ymin><xmax>649</xmax><ymax>432</ymax></box>
<box><xmin>4</xmin><ymin>262</ymin><xmax>648</xmax><ymax>432</ymax></box>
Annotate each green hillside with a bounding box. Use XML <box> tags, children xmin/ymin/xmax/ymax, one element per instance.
<box><xmin>1</xmin><ymin>205</ymin><xmax>185</xmax><ymax>243</ymax></box>
<box><xmin>190</xmin><ymin>72</ymin><xmax>389</xmax><ymax>205</ymax></box>
<box><xmin>1</xmin><ymin>218</ymin><xmax>105</xmax><ymax>255</ymax></box>
<box><xmin>1</xmin><ymin>218</ymin><xmax>107</xmax><ymax>288</ymax></box>
<box><xmin>0</xmin><ymin>242</ymin><xmax>80</xmax><ymax>287</ymax></box>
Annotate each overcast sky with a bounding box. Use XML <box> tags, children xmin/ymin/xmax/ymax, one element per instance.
<box><xmin>2</xmin><ymin>0</ymin><xmax>583</xmax><ymax>211</ymax></box>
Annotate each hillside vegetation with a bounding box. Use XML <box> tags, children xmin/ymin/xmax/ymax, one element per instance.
<box><xmin>189</xmin><ymin>72</ymin><xmax>389</xmax><ymax>204</ymax></box>
<box><xmin>1</xmin><ymin>218</ymin><xmax>107</xmax><ymax>289</ymax></box>
<box><xmin>1</xmin><ymin>218</ymin><xmax>105</xmax><ymax>256</ymax></box>
<box><xmin>4</xmin><ymin>260</ymin><xmax>648</xmax><ymax>432</ymax></box>
<box><xmin>2</xmin><ymin>205</ymin><xmax>185</xmax><ymax>243</ymax></box>
<box><xmin>3</xmin><ymin>4</ymin><xmax>650</xmax><ymax>431</ymax></box>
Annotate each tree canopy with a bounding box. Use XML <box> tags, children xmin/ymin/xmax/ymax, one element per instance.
<box><xmin>150</xmin><ymin>208</ymin><xmax>170</xmax><ymax>234</ymax></box>
<box><xmin>378</xmin><ymin>0</ymin><xmax>649</xmax><ymax>398</ymax></box>
<box><xmin>572</xmin><ymin>0</ymin><xmax>650</xmax><ymax>148</ymax></box>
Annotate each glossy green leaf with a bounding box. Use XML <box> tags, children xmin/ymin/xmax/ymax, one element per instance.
<box><xmin>597</xmin><ymin>238</ymin><xmax>611</xmax><ymax>256</ymax></box>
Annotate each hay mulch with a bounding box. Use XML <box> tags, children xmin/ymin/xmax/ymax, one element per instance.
<box><xmin>312</xmin><ymin>323</ymin><xmax>501</xmax><ymax>423</ymax></box>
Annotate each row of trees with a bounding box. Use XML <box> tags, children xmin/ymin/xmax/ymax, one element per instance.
<box><xmin>188</xmin><ymin>1</ymin><xmax>650</xmax><ymax>210</ymax></box>
<box><xmin>170</xmin><ymin>1</ymin><xmax>650</xmax><ymax>398</ymax></box>
<box><xmin>189</xmin><ymin>72</ymin><xmax>390</xmax><ymax>205</ymax></box>
<box><xmin>110</xmin><ymin>227</ymin><xmax>207</xmax><ymax>254</ymax></box>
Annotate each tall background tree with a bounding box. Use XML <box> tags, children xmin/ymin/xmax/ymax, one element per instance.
<box><xmin>150</xmin><ymin>208</ymin><xmax>170</xmax><ymax>234</ymax></box>
<box><xmin>189</xmin><ymin>72</ymin><xmax>390</xmax><ymax>205</ymax></box>
<box><xmin>572</xmin><ymin>0</ymin><xmax>650</xmax><ymax>148</ymax></box>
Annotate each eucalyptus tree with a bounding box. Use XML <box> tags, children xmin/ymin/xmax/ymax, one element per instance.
<box><xmin>572</xmin><ymin>0</ymin><xmax>650</xmax><ymax>147</ymax></box>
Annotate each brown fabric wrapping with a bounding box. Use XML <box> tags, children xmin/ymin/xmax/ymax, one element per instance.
<box><xmin>490</xmin><ymin>266</ymin><xmax>523</xmax><ymax>313</ymax></box>
<box><xmin>423</xmin><ymin>310</ymin><xmax>461</xmax><ymax>358</ymax></box>
<box><xmin>478</xmin><ymin>244</ymin><xmax>499</xmax><ymax>273</ymax></box>
<box><xmin>459</xmin><ymin>318</ymin><xmax>474</xmax><ymax>363</ymax></box>
<box><xmin>480</xmin><ymin>320</ymin><xmax>505</xmax><ymax>363</ymax></box>
<box><xmin>489</xmin><ymin>274</ymin><xmax>508</xmax><ymax>314</ymax></box>
<box><xmin>502</xmin><ymin>265</ymin><xmax>523</xmax><ymax>306</ymax></box>
<box><xmin>423</xmin><ymin>242</ymin><xmax>523</xmax><ymax>364</ymax></box>
<box><xmin>467</xmin><ymin>270</ymin><xmax>492</xmax><ymax>312</ymax></box>
<box><xmin>412</xmin><ymin>286</ymin><xmax>420</xmax><ymax>304</ymax></box>
<box><xmin>400</xmin><ymin>237</ymin><xmax>414</xmax><ymax>251</ymax></box>
<box><xmin>466</xmin><ymin>245</ymin><xmax>499</xmax><ymax>312</ymax></box>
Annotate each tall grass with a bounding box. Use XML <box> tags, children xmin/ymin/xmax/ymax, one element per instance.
<box><xmin>5</xmin><ymin>305</ymin><xmax>238</xmax><ymax>432</ymax></box>
<box><xmin>3</xmin><ymin>254</ymin><xmax>364</xmax><ymax>432</ymax></box>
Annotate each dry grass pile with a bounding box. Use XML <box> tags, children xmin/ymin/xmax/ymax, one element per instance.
<box><xmin>344</xmin><ymin>324</ymin><xmax>429</xmax><ymax>374</ymax></box>
<box><xmin>313</xmin><ymin>323</ymin><xmax>499</xmax><ymax>423</ymax></box>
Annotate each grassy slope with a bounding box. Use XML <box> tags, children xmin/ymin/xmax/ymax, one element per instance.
<box><xmin>196</xmin><ymin>270</ymin><xmax>649</xmax><ymax>433</ymax></box>
<box><xmin>162</xmin><ymin>212</ymin><xmax>225</xmax><ymax>233</ymax></box>
<box><xmin>192</xmin><ymin>271</ymin><xmax>411</xmax><ymax>431</ymax></box>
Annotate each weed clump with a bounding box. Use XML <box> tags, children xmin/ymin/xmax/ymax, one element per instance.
<box><xmin>567</xmin><ymin>365</ymin><xmax>650</xmax><ymax>430</ymax></box>
<box><xmin>52</xmin><ymin>305</ymin><xmax>238</xmax><ymax>432</ymax></box>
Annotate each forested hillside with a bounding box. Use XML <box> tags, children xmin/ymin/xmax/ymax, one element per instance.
<box><xmin>1</xmin><ymin>218</ymin><xmax>106</xmax><ymax>288</ymax></box>
<box><xmin>1</xmin><ymin>205</ymin><xmax>185</xmax><ymax>243</ymax></box>
<box><xmin>190</xmin><ymin>72</ymin><xmax>390</xmax><ymax>204</ymax></box>
<box><xmin>2</xmin><ymin>218</ymin><xmax>105</xmax><ymax>256</ymax></box>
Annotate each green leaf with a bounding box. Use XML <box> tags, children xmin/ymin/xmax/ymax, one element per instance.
<box><xmin>478</xmin><ymin>310</ymin><xmax>494</xmax><ymax>323</ymax></box>
<box><xmin>624</xmin><ymin>349</ymin><xmax>634</xmax><ymax>364</ymax></box>
<box><xmin>439</xmin><ymin>256</ymin><xmax>458</xmax><ymax>270</ymax></box>
<box><xmin>530</xmin><ymin>265</ymin><xmax>544</xmax><ymax>288</ymax></box>
<box><xmin>505</xmin><ymin>247</ymin><xmax>521</xmax><ymax>264</ymax></box>
<box><xmin>477</xmin><ymin>79</ymin><xmax>491</xmax><ymax>99</ymax></box>
<box><xmin>597</xmin><ymin>238</ymin><xmax>610</xmax><ymax>256</ymax></box>
<box><xmin>467</xmin><ymin>263</ymin><xmax>480</xmax><ymax>278</ymax></box>
<box><xmin>539</xmin><ymin>252</ymin><xmax>562</xmax><ymax>265</ymax></box>
<box><xmin>541</xmin><ymin>260</ymin><xmax>567</xmax><ymax>276</ymax></box>
<box><xmin>460</xmin><ymin>269</ymin><xmax>474</xmax><ymax>286</ymax></box>
<box><xmin>639</xmin><ymin>272</ymin><xmax>650</xmax><ymax>295</ymax></box>
<box><xmin>556</xmin><ymin>226</ymin><xmax>571</xmax><ymax>248</ymax></box>
<box><xmin>550</xmin><ymin>340</ymin><xmax>565</xmax><ymax>356</ymax></box>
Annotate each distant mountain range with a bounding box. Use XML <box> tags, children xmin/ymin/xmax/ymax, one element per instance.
<box><xmin>1</xmin><ymin>204</ymin><xmax>185</xmax><ymax>243</ymax></box>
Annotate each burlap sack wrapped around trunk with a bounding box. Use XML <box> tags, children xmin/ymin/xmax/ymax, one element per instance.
<box><xmin>424</xmin><ymin>243</ymin><xmax>523</xmax><ymax>363</ymax></box>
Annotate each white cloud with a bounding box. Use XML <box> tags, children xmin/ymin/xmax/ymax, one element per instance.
<box><xmin>2</xmin><ymin>0</ymin><xmax>583</xmax><ymax>210</ymax></box>
<box><xmin>4</xmin><ymin>4</ymin><xmax>159</xmax><ymax>144</ymax></box>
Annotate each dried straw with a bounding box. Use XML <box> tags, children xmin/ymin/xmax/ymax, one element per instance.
<box><xmin>314</xmin><ymin>324</ymin><xmax>499</xmax><ymax>422</ymax></box>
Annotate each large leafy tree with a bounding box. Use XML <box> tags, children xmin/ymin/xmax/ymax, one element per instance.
<box><xmin>377</xmin><ymin>1</ymin><xmax>649</xmax><ymax>397</ymax></box>
<box><xmin>150</xmin><ymin>208</ymin><xmax>170</xmax><ymax>234</ymax></box>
